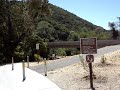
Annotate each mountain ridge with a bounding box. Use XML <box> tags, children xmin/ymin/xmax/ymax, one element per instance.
<box><xmin>36</xmin><ymin>3</ymin><xmax>111</xmax><ymax>41</ymax></box>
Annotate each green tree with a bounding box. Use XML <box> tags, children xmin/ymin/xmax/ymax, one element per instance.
<box><xmin>109</xmin><ymin>22</ymin><xmax>119</xmax><ymax>39</ymax></box>
<box><xmin>69</xmin><ymin>32</ymin><xmax>79</xmax><ymax>41</ymax></box>
<box><xmin>37</xmin><ymin>20</ymin><xmax>55</xmax><ymax>42</ymax></box>
<box><xmin>0</xmin><ymin>0</ymin><xmax>49</xmax><ymax>64</ymax></box>
<box><xmin>109</xmin><ymin>17</ymin><xmax>120</xmax><ymax>39</ymax></box>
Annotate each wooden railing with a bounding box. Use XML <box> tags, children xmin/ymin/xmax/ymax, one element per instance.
<box><xmin>48</xmin><ymin>40</ymin><xmax>120</xmax><ymax>49</ymax></box>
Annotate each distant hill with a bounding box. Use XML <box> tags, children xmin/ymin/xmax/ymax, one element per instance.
<box><xmin>36</xmin><ymin>4</ymin><xmax>111</xmax><ymax>41</ymax></box>
<box><xmin>49</xmin><ymin>4</ymin><xmax>100</xmax><ymax>31</ymax></box>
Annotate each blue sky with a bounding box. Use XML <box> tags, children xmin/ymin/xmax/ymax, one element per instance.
<box><xmin>49</xmin><ymin>0</ymin><xmax>120</xmax><ymax>30</ymax></box>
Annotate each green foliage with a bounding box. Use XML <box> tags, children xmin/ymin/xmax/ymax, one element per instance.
<box><xmin>29</xmin><ymin>3</ymin><xmax>112</xmax><ymax>57</ymax></box>
<box><xmin>0</xmin><ymin>0</ymin><xmax>50</xmax><ymax>64</ymax></box>
<box><xmin>109</xmin><ymin>20</ymin><xmax>120</xmax><ymax>39</ymax></box>
<box><xmin>35</xmin><ymin>4</ymin><xmax>111</xmax><ymax>42</ymax></box>
<box><xmin>48</xmin><ymin>4</ymin><xmax>97</xmax><ymax>32</ymax></box>
<box><xmin>97</xmin><ymin>31</ymin><xmax>111</xmax><ymax>40</ymax></box>
<box><xmin>71</xmin><ymin>32</ymin><xmax>80</xmax><ymax>41</ymax></box>
<box><xmin>0</xmin><ymin>1</ymin><xmax>112</xmax><ymax>64</ymax></box>
<box><xmin>34</xmin><ymin>54</ymin><xmax>42</xmax><ymax>63</ymax></box>
<box><xmin>65</xmin><ymin>49</ymin><xmax>72</xmax><ymax>56</ymax></box>
<box><xmin>15</xmin><ymin>45</ymin><xmax>24</xmax><ymax>60</ymax></box>
<box><xmin>23</xmin><ymin>34</ymin><xmax>47</xmax><ymax>57</ymax></box>
<box><xmin>53</xmin><ymin>48</ymin><xmax>66</xmax><ymax>56</ymax></box>
<box><xmin>37</xmin><ymin>20</ymin><xmax>56</xmax><ymax>41</ymax></box>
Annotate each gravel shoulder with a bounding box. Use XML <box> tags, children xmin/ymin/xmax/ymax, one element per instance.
<box><xmin>46</xmin><ymin>45</ymin><xmax>120</xmax><ymax>90</ymax></box>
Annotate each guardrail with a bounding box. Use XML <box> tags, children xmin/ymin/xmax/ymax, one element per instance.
<box><xmin>48</xmin><ymin>40</ymin><xmax>120</xmax><ymax>49</ymax></box>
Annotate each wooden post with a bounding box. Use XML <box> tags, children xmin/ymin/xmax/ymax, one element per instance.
<box><xmin>22</xmin><ymin>60</ymin><xmax>26</xmax><ymax>81</ymax></box>
<box><xmin>27</xmin><ymin>56</ymin><xmax>29</xmax><ymax>68</ymax></box>
<box><xmin>86</xmin><ymin>55</ymin><xmax>95</xmax><ymax>90</ymax></box>
<box><xmin>89</xmin><ymin>63</ymin><xmax>94</xmax><ymax>89</ymax></box>
<box><xmin>44</xmin><ymin>58</ymin><xmax>47</xmax><ymax>76</ymax></box>
<box><xmin>12</xmin><ymin>57</ymin><xmax>14</xmax><ymax>70</ymax></box>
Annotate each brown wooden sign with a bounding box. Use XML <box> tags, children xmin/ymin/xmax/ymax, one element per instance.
<box><xmin>80</xmin><ymin>38</ymin><xmax>97</xmax><ymax>54</ymax></box>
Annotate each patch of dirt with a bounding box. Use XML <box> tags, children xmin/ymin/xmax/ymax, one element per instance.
<box><xmin>95</xmin><ymin>63</ymin><xmax>114</xmax><ymax>67</ymax></box>
<box><xmin>47</xmin><ymin>50</ymin><xmax>120</xmax><ymax>90</ymax></box>
<box><xmin>95</xmin><ymin>76</ymin><xmax>108</xmax><ymax>83</ymax></box>
<box><xmin>82</xmin><ymin>75</ymin><xmax>97</xmax><ymax>80</ymax></box>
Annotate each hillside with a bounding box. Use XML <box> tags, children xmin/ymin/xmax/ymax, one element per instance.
<box><xmin>0</xmin><ymin>1</ymin><xmax>112</xmax><ymax>64</ymax></box>
<box><xmin>49</xmin><ymin>4</ymin><xmax>98</xmax><ymax>32</ymax></box>
<box><xmin>36</xmin><ymin>4</ymin><xmax>111</xmax><ymax>42</ymax></box>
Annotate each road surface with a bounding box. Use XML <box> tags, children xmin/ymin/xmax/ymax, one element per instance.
<box><xmin>30</xmin><ymin>45</ymin><xmax>120</xmax><ymax>73</ymax></box>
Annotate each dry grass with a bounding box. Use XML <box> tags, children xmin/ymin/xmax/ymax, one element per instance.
<box><xmin>47</xmin><ymin>50</ymin><xmax>120</xmax><ymax>90</ymax></box>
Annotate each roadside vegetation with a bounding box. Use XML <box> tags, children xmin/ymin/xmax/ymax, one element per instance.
<box><xmin>0</xmin><ymin>0</ymin><xmax>119</xmax><ymax>65</ymax></box>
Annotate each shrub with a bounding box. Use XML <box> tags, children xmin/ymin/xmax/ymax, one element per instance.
<box><xmin>34</xmin><ymin>54</ymin><xmax>42</xmax><ymax>63</ymax></box>
<box><xmin>101</xmin><ymin>55</ymin><xmax>106</xmax><ymax>64</ymax></box>
<box><xmin>65</xmin><ymin>49</ymin><xmax>72</xmax><ymax>56</ymax></box>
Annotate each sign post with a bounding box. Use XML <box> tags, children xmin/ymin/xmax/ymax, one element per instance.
<box><xmin>22</xmin><ymin>60</ymin><xmax>26</xmax><ymax>81</ymax></box>
<box><xmin>89</xmin><ymin>62</ymin><xmax>93</xmax><ymax>89</ymax></box>
<box><xmin>12</xmin><ymin>57</ymin><xmax>14</xmax><ymax>70</ymax></box>
<box><xmin>80</xmin><ymin>38</ymin><xmax>97</xmax><ymax>90</ymax></box>
<box><xmin>44</xmin><ymin>58</ymin><xmax>47</xmax><ymax>76</ymax></box>
<box><xmin>27</xmin><ymin>56</ymin><xmax>29</xmax><ymax>68</ymax></box>
<box><xmin>86</xmin><ymin>55</ymin><xmax>94</xmax><ymax>89</ymax></box>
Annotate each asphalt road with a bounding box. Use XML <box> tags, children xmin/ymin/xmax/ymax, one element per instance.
<box><xmin>30</xmin><ymin>45</ymin><xmax>120</xmax><ymax>74</ymax></box>
<box><xmin>30</xmin><ymin>55</ymin><xmax>80</xmax><ymax>73</ymax></box>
